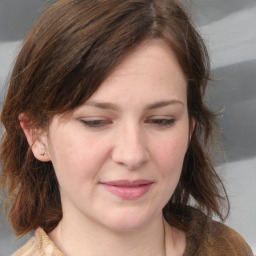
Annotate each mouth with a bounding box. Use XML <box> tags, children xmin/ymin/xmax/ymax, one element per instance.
<box><xmin>100</xmin><ymin>180</ymin><xmax>154</xmax><ymax>199</ymax></box>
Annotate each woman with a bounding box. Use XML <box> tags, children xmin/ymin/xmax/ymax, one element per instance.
<box><xmin>0</xmin><ymin>0</ymin><xmax>253</xmax><ymax>255</ymax></box>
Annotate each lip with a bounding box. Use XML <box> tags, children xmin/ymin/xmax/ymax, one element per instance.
<box><xmin>100</xmin><ymin>179</ymin><xmax>153</xmax><ymax>200</ymax></box>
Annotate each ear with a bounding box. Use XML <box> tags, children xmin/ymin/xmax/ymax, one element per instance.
<box><xmin>189</xmin><ymin>117</ymin><xmax>196</xmax><ymax>142</ymax></box>
<box><xmin>19</xmin><ymin>113</ymin><xmax>51</xmax><ymax>162</ymax></box>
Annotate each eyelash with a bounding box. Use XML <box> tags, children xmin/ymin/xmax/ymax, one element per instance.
<box><xmin>146</xmin><ymin>118</ymin><xmax>176</xmax><ymax>127</ymax></box>
<box><xmin>81</xmin><ymin>118</ymin><xmax>176</xmax><ymax>129</ymax></box>
<box><xmin>81</xmin><ymin>120</ymin><xmax>110</xmax><ymax>128</ymax></box>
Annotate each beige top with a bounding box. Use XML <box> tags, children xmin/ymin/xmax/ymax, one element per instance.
<box><xmin>12</xmin><ymin>228</ymin><xmax>64</xmax><ymax>256</ymax></box>
<box><xmin>12</xmin><ymin>208</ymin><xmax>254</xmax><ymax>256</ymax></box>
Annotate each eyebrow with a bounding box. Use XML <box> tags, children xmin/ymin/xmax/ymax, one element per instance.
<box><xmin>146</xmin><ymin>100</ymin><xmax>184</xmax><ymax>110</ymax></box>
<box><xmin>84</xmin><ymin>101</ymin><xmax>119</xmax><ymax>110</ymax></box>
<box><xmin>84</xmin><ymin>100</ymin><xmax>184</xmax><ymax>111</ymax></box>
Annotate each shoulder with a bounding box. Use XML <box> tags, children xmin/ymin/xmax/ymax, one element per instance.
<box><xmin>11</xmin><ymin>228</ymin><xmax>64</xmax><ymax>256</ymax></box>
<box><xmin>183</xmin><ymin>207</ymin><xmax>254</xmax><ymax>256</ymax></box>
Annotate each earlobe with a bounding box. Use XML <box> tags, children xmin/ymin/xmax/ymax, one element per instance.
<box><xmin>19</xmin><ymin>113</ymin><xmax>51</xmax><ymax>162</ymax></box>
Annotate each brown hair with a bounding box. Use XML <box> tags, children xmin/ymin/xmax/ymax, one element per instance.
<box><xmin>0</xmin><ymin>0</ymin><xmax>229</xmax><ymax>236</ymax></box>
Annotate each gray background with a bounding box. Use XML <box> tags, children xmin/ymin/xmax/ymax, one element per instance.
<box><xmin>0</xmin><ymin>0</ymin><xmax>256</xmax><ymax>255</ymax></box>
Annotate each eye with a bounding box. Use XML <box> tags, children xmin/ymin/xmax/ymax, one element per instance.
<box><xmin>81</xmin><ymin>119</ymin><xmax>112</xmax><ymax>128</ymax></box>
<box><xmin>145</xmin><ymin>118</ymin><xmax>176</xmax><ymax>127</ymax></box>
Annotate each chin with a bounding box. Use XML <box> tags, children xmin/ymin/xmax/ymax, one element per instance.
<box><xmin>99</xmin><ymin>208</ymin><xmax>159</xmax><ymax>232</ymax></box>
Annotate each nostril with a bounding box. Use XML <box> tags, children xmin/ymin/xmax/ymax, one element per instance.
<box><xmin>112</xmin><ymin>150</ymin><xmax>149</xmax><ymax>170</ymax></box>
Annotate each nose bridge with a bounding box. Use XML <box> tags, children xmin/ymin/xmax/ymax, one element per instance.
<box><xmin>112</xmin><ymin>120</ymin><xmax>149</xmax><ymax>169</ymax></box>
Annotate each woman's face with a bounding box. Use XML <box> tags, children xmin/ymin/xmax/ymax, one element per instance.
<box><xmin>40</xmin><ymin>39</ymin><xmax>191</xmax><ymax>231</ymax></box>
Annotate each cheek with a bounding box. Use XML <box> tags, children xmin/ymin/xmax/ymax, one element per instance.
<box><xmin>153</xmin><ymin>131</ymin><xmax>189</xmax><ymax>174</ymax></box>
<box><xmin>49</xmin><ymin>132</ymin><xmax>109</xmax><ymax>183</ymax></box>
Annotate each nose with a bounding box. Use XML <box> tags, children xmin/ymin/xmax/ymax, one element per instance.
<box><xmin>111</xmin><ymin>122</ymin><xmax>149</xmax><ymax>170</ymax></box>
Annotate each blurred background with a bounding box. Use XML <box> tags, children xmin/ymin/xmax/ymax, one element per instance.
<box><xmin>0</xmin><ymin>0</ymin><xmax>255</xmax><ymax>255</ymax></box>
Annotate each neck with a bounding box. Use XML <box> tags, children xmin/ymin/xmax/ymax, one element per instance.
<box><xmin>49</xmin><ymin>213</ymin><xmax>167</xmax><ymax>256</ymax></box>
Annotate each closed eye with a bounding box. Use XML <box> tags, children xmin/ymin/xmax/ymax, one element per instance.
<box><xmin>81</xmin><ymin>119</ymin><xmax>112</xmax><ymax>128</ymax></box>
<box><xmin>145</xmin><ymin>118</ymin><xmax>176</xmax><ymax>127</ymax></box>
<box><xmin>80</xmin><ymin>118</ymin><xmax>175</xmax><ymax>128</ymax></box>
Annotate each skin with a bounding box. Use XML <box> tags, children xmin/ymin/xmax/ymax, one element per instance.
<box><xmin>22</xmin><ymin>39</ymin><xmax>191</xmax><ymax>256</ymax></box>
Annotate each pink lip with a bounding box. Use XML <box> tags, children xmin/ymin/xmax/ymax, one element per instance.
<box><xmin>100</xmin><ymin>180</ymin><xmax>153</xmax><ymax>199</ymax></box>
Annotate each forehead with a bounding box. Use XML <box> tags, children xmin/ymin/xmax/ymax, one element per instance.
<box><xmin>87</xmin><ymin>39</ymin><xmax>187</xmax><ymax>106</ymax></box>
